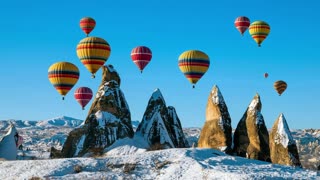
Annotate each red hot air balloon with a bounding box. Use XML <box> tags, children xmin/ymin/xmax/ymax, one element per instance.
<box><xmin>234</xmin><ymin>16</ymin><xmax>250</xmax><ymax>36</ymax></box>
<box><xmin>80</xmin><ymin>17</ymin><xmax>96</xmax><ymax>36</ymax></box>
<box><xmin>74</xmin><ymin>87</ymin><xmax>93</xmax><ymax>110</ymax></box>
<box><xmin>130</xmin><ymin>46</ymin><xmax>152</xmax><ymax>73</ymax></box>
<box><xmin>264</xmin><ymin>73</ymin><xmax>269</xmax><ymax>78</ymax></box>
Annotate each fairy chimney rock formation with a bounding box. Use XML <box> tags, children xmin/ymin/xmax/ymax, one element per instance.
<box><xmin>135</xmin><ymin>88</ymin><xmax>189</xmax><ymax>149</ymax></box>
<box><xmin>269</xmin><ymin>113</ymin><xmax>301</xmax><ymax>167</ymax></box>
<box><xmin>198</xmin><ymin>85</ymin><xmax>232</xmax><ymax>154</ymax></box>
<box><xmin>51</xmin><ymin>65</ymin><xmax>134</xmax><ymax>158</ymax></box>
<box><xmin>233</xmin><ymin>93</ymin><xmax>270</xmax><ymax>162</ymax></box>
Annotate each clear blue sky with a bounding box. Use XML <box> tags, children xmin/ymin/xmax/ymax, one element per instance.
<box><xmin>0</xmin><ymin>0</ymin><xmax>319</xmax><ymax>129</ymax></box>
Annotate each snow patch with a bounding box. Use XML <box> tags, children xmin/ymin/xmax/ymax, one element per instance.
<box><xmin>95</xmin><ymin>111</ymin><xmax>120</xmax><ymax>128</ymax></box>
<box><xmin>74</xmin><ymin>135</ymin><xmax>86</xmax><ymax>156</ymax></box>
<box><xmin>211</xmin><ymin>85</ymin><xmax>225</xmax><ymax>105</ymax></box>
<box><xmin>275</xmin><ymin>114</ymin><xmax>295</xmax><ymax>147</ymax></box>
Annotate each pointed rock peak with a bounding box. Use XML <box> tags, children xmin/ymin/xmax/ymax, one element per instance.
<box><xmin>211</xmin><ymin>85</ymin><xmax>225</xmax><ymax>105</ymax></box>
<box><xmin>150</xmin><ymin>88</ymin><xmax>164</xmax><ymax>101</ymax></box>
<box><xmin>248</xmin><ymin>93</ymin><xmax>262</xmax><ymax>111</ymax></box>
<box><xmin>102</xmin><ymin>64</ymin><xmax>121</xmax><ymax>86</ymax></box>
<box><xmin>276</xmin><ymin>113</ymin><xmax>294</xmax><ymax>147</ymax></box>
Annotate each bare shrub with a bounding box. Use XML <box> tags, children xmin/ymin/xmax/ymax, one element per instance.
<box><xmin>123</xmin><ymin>163</ymin><xmax>136</xmax><ymax>173</ymax></box>
<box><xmin>29</xmin><ymin>177</ymin><xmax>42</xmax><ymax>180</ymax></box>
<box><xmin>74</xmin><ymin>165</ymin><xmax>83</xmax><ymax>173</ymax></box>
<box><xmin>148</xmin><ymin>143</ymin><xmax>164</xmax><ymax>151</ymax></box>
<box><xmin>155</xmin><ymin>160</ymin><xmax>171</xmax><ymax>169</ymax></box>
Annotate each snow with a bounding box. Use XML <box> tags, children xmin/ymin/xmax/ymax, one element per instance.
<box><xmin>211</xmin><ymin>85</ymin><xmax>225</xmax><ymax>105</ymax></box>
<box><xmin>105</xmin><ymin>64</ymin><xmax>116</xmax><ymax>72</ymax></box>
<box><xmin>74</xmin><ymin>135</ymin><xmax>86</xmax><ymax>156</ymax></box>
<box><xmin>275</xmin><ymin>114</ymin><xmax>295</xmax><ymax>147</ymax></box>
<box><xmin>95</xmin><ymin>111</ymin><xmax>121</xmax><ymax>128</ymax></box>
<box><xmin>0</xmin><ymin>148</ymin><xmax>318</xmax><ymax>179</ymax></box>
<box><xmin>0</xmin><ymin>124</ymin><xmax>18</xmax><ymax>160</ymax></box>
<box><xmin>248</xmin><ymin>94</ymin><xmax>259</xmax><ymax>111</ymax></box>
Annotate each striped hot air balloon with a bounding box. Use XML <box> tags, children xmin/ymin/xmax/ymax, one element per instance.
<box><xmin>130</xmin><ymin>46</ymin><xmax>152</xmax><ymax>73</ymax></box>
<box><xmin>234</xmin><ymin>16</ymin><xmax>250</xmax><ymax>36</ymax></box>
<box><xmin>274</xmin><ymin>80</ymin><xmax>287</xmax><ymax>96</ymax></box>
<box><xmin>76</xmin><ymin>37</ymin><xmax>111</xmax><ymax>78</ymax></box>
<box><xmin>80</xmin><ymin>17</ymin><xmax>96</xmax><ymax>36</ymax></box>
<box><xmin>74</xmin><ymin>87</ymin><xmax>93</xmax><ymax>110</ymax></box>
<box><xmin>48</xmin><ymin>62</ymin><xmax>80</xmax><ymax>100</ymax></box>
<box><xmin>249</xmin><ymin>21</ymin><xmax>270</xmax><ymax>47</ymax></box>
<box><xmin>178</xmin><ymin>50</ymin><xmax>210</xmax><ymax>88</ymax></box>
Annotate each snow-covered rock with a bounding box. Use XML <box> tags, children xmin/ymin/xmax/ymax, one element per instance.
<box><xmin>233</xmin><ymin>93</ymin><xmax>270</xmax><ymax>162</ymax></box>
<box><xmin>135</xmin><ymin>88</ymin><xmax>189</xmax><ymax>149</ymax></box>
<box><xmin>51</xmin><ymin>65</ymin><xmax>134</xmax><ymax>158</ymax></box>
<box><xmin>269</xmin><ymin>113</ymin><xmax>301</xmax><ymax>167</ymax></box>
<box><xmin>0</xmin><ymin>123</ymin><xmax>18</xmax><ymax>160</ymax></box>
<box><xmin>198</xmin><ymin>85</ymin><xmax>232</xmax><ymax>154</ymax></box>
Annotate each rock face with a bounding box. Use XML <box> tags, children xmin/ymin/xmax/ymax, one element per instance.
<box><xmin>135</xmin><ymin>89</ymin><xmax>189</xmax><ymax>149</ymax></box>
<box><xmin>51</xmin><ymin>65</ymin><xmax>134</xmax><ymax>158</ymax></box>
<box><xmin>0</xmin><ymin>123</ymin><xmax>18</xmax><ymax>160</ymax></box>
<box><xmin>198</xmin><ymin>85</ymin><xmax>232</xmax><ymax>154</ymax></box>
<box><xmin>269</xmin><ymin>113</ymin><xmax>301</xmax><ymax>167</ymax></box>
<box><xmin>233</xmin><ymin>94</ymin><xmax>270</xmax><ymax>162</ymax></box>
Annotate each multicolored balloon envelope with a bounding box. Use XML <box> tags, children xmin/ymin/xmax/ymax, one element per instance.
<box><xmin>130</xmin><ymin>46</ymin><xmax>152</xmax><ymax>73</ymax></box>
<box><xmin>274</xmin><ymin>80</ymin><xmax>287</xmax><ymax>96</ymax></box>
<box><xmin>234</xmin><ymin>16</ymin><xmax>250</xmax><ymax>36</ymax></box>
<box><xmin>178</xmin><ymin>50</ymin><xmax>210</xmax><ymax>88</ymax></box>
<box><xmin>48</xmin><ymin>62</ymin><xmax>80</xmax><ymax>100</ymax></box>
<box><xmin>74</xmin><ymin>87</ymin><xmax>93</xmax><ymax>110</ymax></box>
<box><xmin>249</xmin><ymin>21</ymin><xmax>270</xmax><ymax>47</ymax></box>
<box><xmin>80</xmin><ymin>17</ymin><xmax>96</xmax><ymax>36</ymax></box>
<box><xmin>76</xmin><ymin>37</ymin><xmax>111</xmax><ymax>78</ymax></box>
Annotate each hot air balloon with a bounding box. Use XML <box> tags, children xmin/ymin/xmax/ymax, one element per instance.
<box><xmin>249</xmin><ymin>21</ymin><xmax>270</xmax><ymax>47</ymax></box>
<box><xmin>274</xmin><ymin>80</ymin><xmax>287</xmax><ymax>96</ymax></box>
<box><xmin>74</xmin><ymin>87</ymin><xmax>93</xmax><ymax>110</ymax></box>
<box><xmin>48</xmin><ymin>62</ymin><xmax>80</xmax><ymax>100</ymax></box>
<box><xmin>178</xmin><ymin>50</ymin><xmax>210</xmax><ymax>88</ymax></box>
<box><xmin>76</xmin><ymin>37</ymin><xmax>111</xmax><ymax>78</ymax></box>
<box><xmin>130</xmin><ymin>46</ymin><xmax>152</xmax><ymax>73</ymax></box>
<box><xmin>80</xmin><ymin>17</ymin><xmax>96</xmax><ymax>37</ymax></box>
<box><xmin>234</xmin><ymin>16</ymin><xmax>250</xmax><ymax>36</ymax></box>
<box><xmin>264</xmin><ymin>73</ymin><xmax>269</xmax><ymax>78</ymax></box>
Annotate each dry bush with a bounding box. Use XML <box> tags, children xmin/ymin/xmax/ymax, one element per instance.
<box><xmin>155</xmin><ymin>160</ymin><xmax>171</xmax><ymax>169</ymax></box>
<box><xmin>148</xmin><ymin>143</ymin><xmax>165</xmax><ymax>151</ymax></box>
<box><xmin>123</xmin><ymin>163</ymin><xmax>136</xmax><ymax>173</ymax></box>
<box><xmin>74</xmin><ymin>165</ymin><xmax>83</xmax><ymax>173</ymax></box>
<box><xmin>29</xmin><ymin>177</ymin><xmax>42</xmax><ymax>180</ymax></box>
<box><xmin>90</xmin><ymin>147</ymin><xmax>104</xmax><ymax>157</ymax></box>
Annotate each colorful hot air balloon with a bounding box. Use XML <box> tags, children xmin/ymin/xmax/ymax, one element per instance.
<box><xmin>178</xmin><ymin>50</ymin><xmax>210</xmax><ymax>88</ymax></box>
<box><xmin>249</xmin><ymin>21</ymin><xmax>270</xmax><ymax>47</ymax></box>
<box><xmin>234</xmin><ymin>16</ymin><xmax>250</xmax><ymax>36</ymax></box>
<box><xmin>80</xmin><ymin>17</ymin><xmax>96</xmax><ymax>37</ymax></box>
<box><xmin>76</xmin><ymin>37</ymin><xmax>111</xmax><ymax>78</ymax></box>
<box><xmin>274</xmin><ymin>80</ymin><xmax>287</xmax><ymax>96</ymax></box>
<box><xmin>48</xmin><ymin>62</ymin><xmax>80</xmax><ymax>100</ymax></box>
<box><xmin>74</xmin><ymin>87</ymin><xmax>93</xmax><ymax>110</ymax></box>
<box><xmin>264</xmin><ymin>73</ymin><xmax>269</xmax><ymax>78</ymax></box>
<box><xmin>130</xmin><ymin>46</ymin><xmax>152</xmax><ymax>73</ymax></box>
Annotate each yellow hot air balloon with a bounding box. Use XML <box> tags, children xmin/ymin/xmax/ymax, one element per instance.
<box><xmin>76</xmin><ymin>37</ymin><xmax>111</xmax><ymax>78</ymax></box>
<box><xmin>48</xmin><ymin>62</ymin><xmax>80</xmax><ymax>100</ymax></box>
<box><xmin>178</xmin><ymin>50</ymin><xmax>210</xmax><ymax>88</ymax></box>
<box><xmin>249</xmin><ymin>21</ymin><xmax>270</xmax><ymax>47</ymax></box>
<box><xmin>274</xmin><ymin>80</ymin><xmax>287</xmax><ymax>96</ymax></box>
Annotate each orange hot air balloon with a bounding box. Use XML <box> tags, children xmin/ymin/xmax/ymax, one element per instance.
<box><xmin>264</xmin><ymin>73</ymin><xmax>269</xmax><ymax>78</ymax></box>
<box><xmin>234</xmin><ymin>16</ymin><xmax>250</xmax><ymax>36</ymax></box>
<box><xmin>130</xmin><ymin>46</ymin><xmax>152</xmax><ymax>73</ymax></box>
<box><xmin>80</xmin><ymin>17</ymin><xmax>96</xmax><ymax>36</ymax></box>
<box><xmin>274</xmin><ymin>80</ymin><xmax>287</xmax><ymax>96</ymax></box>
<box><xmin>74</xmin><ymin>87</ymin><xmax>93</xmax><ymax>110</ymax></box>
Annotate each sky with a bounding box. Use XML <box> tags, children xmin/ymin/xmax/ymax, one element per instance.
<box><xmin>0</xmin><ymin>0</ymin><xmax>319</xmax><ymax>129</ymax></box>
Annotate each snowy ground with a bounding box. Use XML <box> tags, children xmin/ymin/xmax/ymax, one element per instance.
<box><xmin>0</xmin><ymin>148</ymin><xmax>319</xmax><ymax>180</ymax></box>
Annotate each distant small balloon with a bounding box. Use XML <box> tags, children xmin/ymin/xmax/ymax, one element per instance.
<box><xmin>274</xmin><ymin>80</ymin><xmax>287</xmax><ymax>96</ymax></box>
<box><xmin>80</xmin><ymin>17</ymin><xmax>96</xmax><ymax>36</ymax></box>
<box><xmin>264</xmin><ymin>73</ymin><xmax>269</xmax><ymax>78</ymax></box>
<box><xmin>74</xmin><ymin>87</ymin><xmax>93</xmax><ymax>110</ymax></box>
<box><xmin>234</xmin><ymin>16</ymin><xmax>250</xmax><ymax>36</ymax></box>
